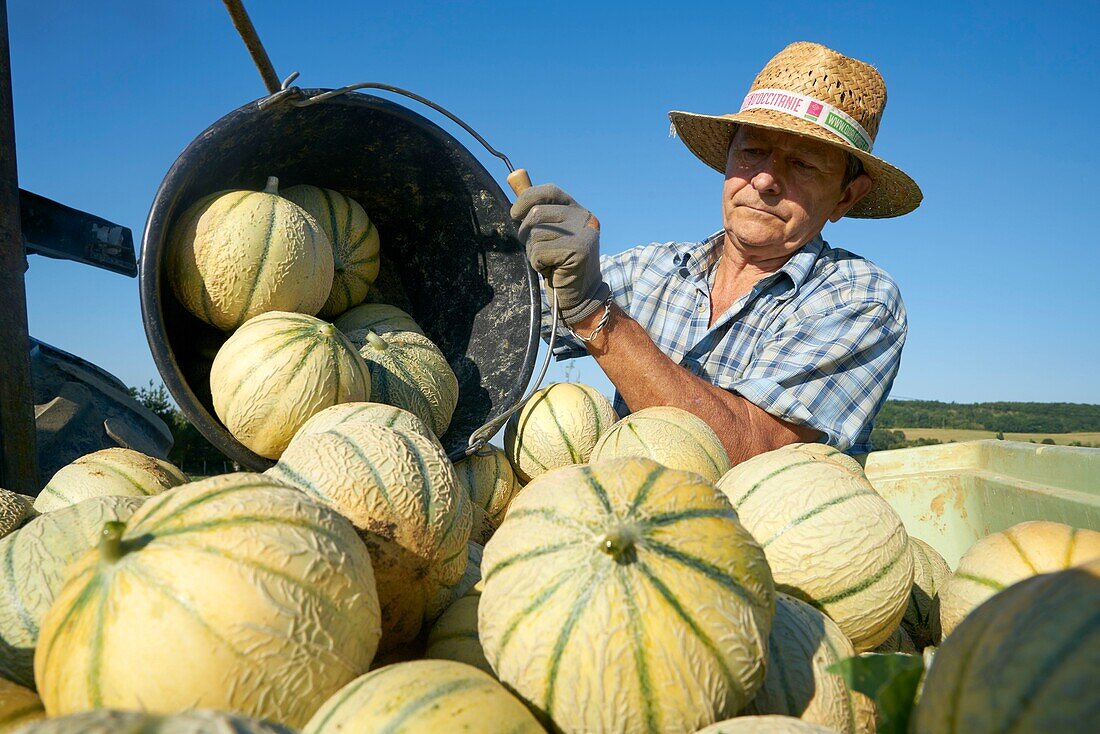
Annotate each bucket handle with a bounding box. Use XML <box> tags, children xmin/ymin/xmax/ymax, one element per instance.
<box><xmin>259</xmin><ymin>75</ymin><xmax>565</xmax><ymax>458</ymax></box>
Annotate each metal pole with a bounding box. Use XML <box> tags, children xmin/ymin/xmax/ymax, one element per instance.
<box><xmin>0</xmin><ymin>0</ymin><xmax>40</xmax><ymax>493</ymax></box>
<box><xmin>221</xmin><ymin>0</ymin><xmax>281</xmax><ymax>94</ymax></box>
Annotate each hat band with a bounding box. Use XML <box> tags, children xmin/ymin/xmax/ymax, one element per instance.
<box><xmin>739</xmin><ymin>88</ymin><xmax>873</xmax><ymax>152</ymax></box>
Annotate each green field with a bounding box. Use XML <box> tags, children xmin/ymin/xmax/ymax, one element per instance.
<box><xmin>894</xmin><ymin>428</ymin><xmax>1100</xmax><ymax>446</ymax></box>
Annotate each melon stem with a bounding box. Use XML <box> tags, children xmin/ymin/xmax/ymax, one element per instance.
<box><xmin>600</xmin><ymin>525</ymin><xmax>638</xmax><ymax>564</ymax></box>
<box><xmin>263</xmin><ymin>176</ymin><xmax>279</xmax><ymax>195</ymax></box>
<box><xmin>99</xmin><ymin>521</ymin><xmax>129</xmax><ymax>563</ymax></box>
<box><xmin>364</xmin><ymin>331</ymin><xmax>388</xmax><ymax>351</ymax></box>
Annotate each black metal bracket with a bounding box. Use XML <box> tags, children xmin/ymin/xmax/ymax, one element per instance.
<box><xmin>20</xmin><ymin>189</ymin><xmax>136</xmax><ymax>277</ymax></box>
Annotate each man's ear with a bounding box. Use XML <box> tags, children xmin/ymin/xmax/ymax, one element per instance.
<box><xmin>829</xmin><ymin>173</ymin><xmax>873</xmax><ymax>222</ymax></box>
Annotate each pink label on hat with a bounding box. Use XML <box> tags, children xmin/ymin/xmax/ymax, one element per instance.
<box><xmin>807</xmin><ymin>101</ymin><xmax>823</xmax><ymax>118</ymax></box>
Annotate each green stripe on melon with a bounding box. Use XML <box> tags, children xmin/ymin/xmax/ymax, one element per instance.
<box><xmin>937</xmin><ymin>520</ymin><xmax>1100</xmax><ymax>638</ymax></box>
<box><xmin>33</xmin><ymin>448</ymin><xmax>186</xmax><ymax>514</ymax></box>
<box><xmin>10</xmin><ymin>709</ymin><xmax>298</xmax><ymax>733</ymax></box>
<box><xmin>479</xmin><ymin>458</ymin><xmax>775</xmax><ymax>734</ymax></box>
<box><xmin>269</xmin><ymin>421</ymin><xmax>471</xmax><ymax>651</ymax></box>
<box><xmin>503</xmin><ymin>382</ymin><xmax>618</xmax><ymax>483</ymax></box>
<box><xmin>166</xmin><ymin>178</ymin><xmax>334</xmax><ymax>331</ymax></box>
<box><xmin>303</xmin><ymin>659</ymin><xmax>543</xmax><ymax>734</ymax></box>
<box><xmin>717</xmin><ymin>443</ymin><xmax>913</xmax><ymax>652</ymax></box>
<box><xmin>210</xmin><ymin>311</ymin><xmax>371</xmax><ymax>459</ymax></box>
<box><xmin>590</xmin><ymin>405</ymin><xmax>731</xmax><ymax>482</ymax></box>
<box><xmin>0</xmin><ymin>495</ymin><xmax>145</xmax><ymax>689</ymax></box>
<box><xmin>282</xmin><ymin>185</ymin><xmax>380</xmax><ymax>319</ymax></box>
<box><xmin>746</xmin><ymin>593</ymin><xmax>876</xmax><ymax>733</ymax></box>
<box><xmin>914</xmin><ymin>557</ymin><xmax>1100</xmax><ymax>734</ymax></box>
<box><xmin>33</xmin><ymin>473</ymin><xmax>381</xmax><ymax>728</ymax></box>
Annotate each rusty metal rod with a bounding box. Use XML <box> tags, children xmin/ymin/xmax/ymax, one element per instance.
<box><xmin>0</xmin><ymin>0</ymin><xmax>40</xmax><ymax>493</ymax></box>
<box><xmin>221</xmin><ymin>0</ymin><xmax>281</xmax><ymax>94</ymax></box>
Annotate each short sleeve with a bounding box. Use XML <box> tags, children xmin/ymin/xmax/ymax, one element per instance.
<box><xmin>540</xmin><ymin>244</ymin><xmax>654</xmax><ymax>359</ymax></box>
<box><xmin>726</xmin><ymin>300</ymin><xmax>907</xmax><ymax>453</ymax></box>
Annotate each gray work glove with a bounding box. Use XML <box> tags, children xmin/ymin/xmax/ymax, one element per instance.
<box><xmin>511</xmin><ymin>184</ymin><xmax>611</xmax><ymax>326</ymax></box>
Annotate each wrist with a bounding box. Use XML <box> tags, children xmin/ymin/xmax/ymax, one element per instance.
<box><xmin>560</xmin><ymin>281</ymin><xmax>611</xmax><ymax>326</ymax></box>
<box><xmin>567</xmin><ymin>294</ymin><xmax>614</xmax><ymax>346</ymax></box>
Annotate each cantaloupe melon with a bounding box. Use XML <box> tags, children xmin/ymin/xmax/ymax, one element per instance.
<box><xmin>210</xmin><ymin>311</ymin><xmax>371</xmax><ymax>459</ymax></box>
<box><xmin>348</xmin><ymin>329</ymin><xmax>458</xmax><ymax>438</ymax></box>
<box><xmin>503</xmin><ymin>382</ymin><xmax>618</xmax><ymax>483</ymax></box>
<box><xmin>0</xmin><ymin>678</ymin><xmax>44</xmax><ymax>732</ymax></box>
<box><xmin>903</xmin><ymin>537</ymin><xmax>951</xmax><ymax>648</ymax></box>
<box><xmin>453</xmin><ymin>445</ymin><xmax>523</xmax><ymax>544</ymax></box>
<box><xmin>697</xmin><ymin>716</ymin><xmax>839</xmax><ymax>733</ymax></box>
<box><xmin>426</xmin><ymin>580</ymin><xmax>490</xmax><ymax>675</ymax></box>
<box><xmin>33</xmin><ymin>474</ymin><xmax>381</xmax><ymax>728</ymax></box>
<box><xmin>167</xmin><ymin>177</ymin><xmax>334</xmax><ymax>331</ymax></box>
<box><xmin>716</xmin><ymin>443</ymin><xmax>912</xmax><ymax>652</ymax></box>
<box><xmin>10</xmin><ymin>709</ymin><xmax>297</xmax><ymax>733</ymax></box>
<box><xmin>304</xmin><ymin>660</ymin><xmax>543</xmax><ymax>734</ymax></box>
<box><xmin>0</xmin><ymin>495</ymin><xmax>145</xmax><ymax>688</ymax></box>
<box><xmin>288</xmin><ymin>401</ymin><xmax>438</xmax><ymax>446</ymax></box>
<box><xmin>0</xmin><ymin>489</ymin><xmax>31</xmax><ymax>540</ymax></box>
<box><xmin>333</xmin><ymin>302</ymin><xmax>424</xmax><ymax>336</ymax></box>
<box><xmin>32</xmin><ymin>448</ymin><xmax>186</xmax><ymax>513</ymax></box>
<box><xmin>913</xmin><ymin>558</ymin><xmax>1100</xmax><ymax>734</ymax></box>
<box><xmin>480</xmin><ymin>458</ymin><xmax>775</xmax><ymax>734</ymax></box>
<box><xmin>937</xmin><ymin>520</ymin><xmax>1100</xmax><ymax>638</ymax></box>
<box><xmin>268</xmin><ymin>421</ymin><xmax>471</xmax><ymax>651</ymax></box>
<box><xmin>281</xmin><ymin>184</ymin><xmax>380</xmax><ymax>319</ymax></box>
<box><xmin>745</xmin><ymin>593</ymin><xmax>876</xmax><ymax>733</ymax></box>
<box><xmin>590</xmin><ymin>405</ymin><xmax>731</xmax><ymax>482</ymax></box>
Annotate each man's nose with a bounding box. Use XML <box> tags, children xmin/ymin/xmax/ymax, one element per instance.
<box><xmin>751</xmin><ymin>166</ymin><xmax>782</xmax><ymax>196</ymax></box>
<box><xmin>749</xmin><ymin>152</ymin><xmax>784</xmax><ymax>195</ymax></box>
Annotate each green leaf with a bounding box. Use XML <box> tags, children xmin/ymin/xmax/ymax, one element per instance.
<box><xmin>828</xmin><ymin>652</ymin><xmax>925</xmax><ymax>734</ymax></box>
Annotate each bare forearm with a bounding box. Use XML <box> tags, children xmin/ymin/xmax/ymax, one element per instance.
<box><xmin>572</xmin><ymin>304</ymin><xmax>818</xmax><ymax>464</ymax></box>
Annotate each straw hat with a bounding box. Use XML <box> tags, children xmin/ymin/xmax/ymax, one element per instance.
<box><xmin>669</xmin><ymin>41</ymin><xmax>922</xmax><ymax>218</ymax></box>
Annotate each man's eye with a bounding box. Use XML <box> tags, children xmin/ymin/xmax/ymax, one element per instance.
<box><xmin>792</xmin><ymin>159</ymin><xmax>815</xmax><ymax>170</ymax></box>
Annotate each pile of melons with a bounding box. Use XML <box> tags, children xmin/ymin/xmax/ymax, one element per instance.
<box><xmin>2</xmin><ymin>381</ymin><xmax>1098</xmax><ymax>734</ymax></box>
<box><xmin>165</xmin><ymin>177</ymin><xmax>458</xmax><ymax>460</ymax></box>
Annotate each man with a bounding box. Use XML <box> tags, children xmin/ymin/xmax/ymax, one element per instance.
<box><xmin>511</xmin><ymin>42</ymin><xmax>922</xmax><ymax>464</ymax></box>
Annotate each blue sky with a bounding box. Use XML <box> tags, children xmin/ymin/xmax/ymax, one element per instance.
<box><xmin>11</xmin><ymin>0</ymin><xmax>1100</xmax><ymax>405</ymax></box>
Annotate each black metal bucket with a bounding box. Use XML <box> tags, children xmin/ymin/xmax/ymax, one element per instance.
<box><xmin>140</xmin><ymin>89</ymin><xmax>539</xmax><ymax>470</ymax></box>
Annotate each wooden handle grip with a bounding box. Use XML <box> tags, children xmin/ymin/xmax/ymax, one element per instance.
<box><xmin>507</xmin><ymin>169</ymin><xmax>532</xmax><ymax>195</ymax></box>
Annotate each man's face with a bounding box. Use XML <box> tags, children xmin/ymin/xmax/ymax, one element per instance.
<box><xmin>722</xmin><ymin>126</ymin><xmax>871</xmax><ymax>260</ymax></box>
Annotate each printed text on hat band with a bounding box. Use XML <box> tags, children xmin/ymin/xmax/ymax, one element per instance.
<box><xmin>739</xmin><ymin>88</ymin><xmax>873</xmax><ymax>152</ymax></box>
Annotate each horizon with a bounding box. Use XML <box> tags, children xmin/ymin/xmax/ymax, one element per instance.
<box><xmin>10</xmin><ymin>0</ymin><xmax>1100</xmax><ymax>406</ymax></box>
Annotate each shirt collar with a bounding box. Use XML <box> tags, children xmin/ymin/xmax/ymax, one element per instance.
<box><xmin>673</xmin><ymin>231</ymin><xmax>825</xmax><ymax>301</ymax></box>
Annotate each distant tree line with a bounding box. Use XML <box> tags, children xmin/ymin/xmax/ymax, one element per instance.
<box><xmin>130</xmin><ymin>382</ymin><xmax>235</xmax><ymax>477</ymax></box>
<box><xmin>876</xmin><ymin>400</ymin><xmax>1100</xmax><ymax>433</ymax></box>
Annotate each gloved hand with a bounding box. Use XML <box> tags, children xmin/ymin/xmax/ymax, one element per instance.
<box><xmin>511</xmin><ymin>184</ymin><xmax>610</xmax><ymax>326</ymax></box>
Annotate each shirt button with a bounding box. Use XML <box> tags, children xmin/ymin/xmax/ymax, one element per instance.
<box><xmin>697</xmin><ymin>301</ymin><xmax>707</xmax><ymax>313</ymax></box>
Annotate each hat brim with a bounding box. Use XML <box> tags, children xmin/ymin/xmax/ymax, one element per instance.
<box><xmin>668</xmin><ymin>109</ymin><xmax>922</xmax><ymax>219</ymax></box>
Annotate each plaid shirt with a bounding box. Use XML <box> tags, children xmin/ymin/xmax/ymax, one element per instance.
<box><xmin>542</xmin><ymin>230</ymin><xmax>907</xmax><ymax>454</ymax></box>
